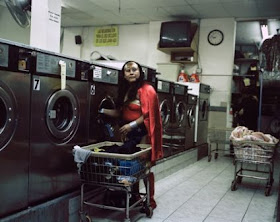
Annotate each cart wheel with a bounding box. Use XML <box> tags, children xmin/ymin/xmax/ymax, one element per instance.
<box><xmin>236</xmin><ymin>176</ymin><xmax>242</xmax><ymax>184</ymax></box>
<box><xmin>214</xmin><ymin>153</ymin><xmax>218</xmax><ymax>159</ymax></box>
<box><xmin>145</xmin><ymin>206</ymin><xmax>153</xmax><ymax>218</ymax></box>
<box><xmin>231</xmin><ymin>181</ymin><xmax>237</xmax><ymax>191</ymax></box>
<box><xmin>265</xmin><ymin>187</ymin><xmax>271</xmax><ymax>196</ymax></box>
<box><xmin>208</xmin><ymin>155</ymin><xmax>212</xmax><ymax>162</ymax></box>
<box><xmin>80</xmin><ymin>215</ymin><xmax>91</xmax><ymax>222</ymax></box>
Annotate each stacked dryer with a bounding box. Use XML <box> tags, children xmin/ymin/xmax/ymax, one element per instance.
<box><xmin>0</xmin><ymin>39</ymin><xmax>34</xmax><ymax>217</ymax></box>
<box><xmin>28</xmin><ymin>49</ymin><xmax>89</xmax><ymax>205</ymax></box>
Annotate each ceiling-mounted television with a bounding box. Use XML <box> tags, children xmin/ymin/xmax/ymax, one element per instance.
<box><xmin>159</xmin><ymin>21</ymin><xmax>192</xmax><ymax>48</ymax></box>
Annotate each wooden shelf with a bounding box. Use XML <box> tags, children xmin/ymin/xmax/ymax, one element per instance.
<box><xmin>234</xmin><ymin>58</ymin><xmax>258</xmax><ymax>63</ymax></box>
<box><xmin>158</xmin><ymin>47</ymin><xmax>195</xmax><ymax>53</ymax></box>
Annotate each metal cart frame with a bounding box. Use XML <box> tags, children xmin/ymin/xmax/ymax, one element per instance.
<box><xmin>230</xmin><ymin>140</ymin><xmax>277</xmax><ymax>196</ymax></box>
<box><xmin>77</xmin><ymin>142</ymin><xmax>153</xmax><ymax>222</ymax></box>
<box><xmin>208</xmin><ymin>128</ymin><xmax>234</xmax><ymax>162</ymax></box>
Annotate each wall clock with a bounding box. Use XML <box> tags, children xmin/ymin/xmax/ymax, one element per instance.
<box><xmin>207</xmin><ymin>29</ymin><xmax>224</xmax><ymax>46</ymax></box>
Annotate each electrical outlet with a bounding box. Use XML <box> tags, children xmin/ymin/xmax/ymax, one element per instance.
<box><xmin>196</xmin><ymin>68</ymin><xmax>202</xmax><ymax>74</ymax></box>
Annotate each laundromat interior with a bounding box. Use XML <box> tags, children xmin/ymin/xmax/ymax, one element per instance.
<box><xmin>1</xmin><ymin>0</ymin><xmax>280</xmax><ymax>221</ymax></box>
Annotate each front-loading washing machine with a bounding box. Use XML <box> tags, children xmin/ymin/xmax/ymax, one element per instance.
<box><xmin>177</xmin><ymin>82</ymin><xmax>210</xmax><ymax>159</ymax></box>
<box><xmin>0</xmin><ymin>40</ymin><xmax>34</xmax><ymax>217</ymax></box>
<box><xmin>28</xmin><ymin>50</ymin><xmax>89</xmax><ymax>205</ymax></box>
<box><xmin>156</xmin><ymin>79</ymin><xmax>174</xmax><ymax>158</ymax></box>
<box><xmin>88</xmin><ymin>64</ymin><xmax>120</xmax><ymax>143</ymax></box>
<box><xmin>185</xmin><ymin>94</ymin><xmax>197</xmax><ymax>150</ymax></box>
<box><xmin>171</xmin><ymin>83</ymin><xmax>188</xmax><ymax>153</ymax></box>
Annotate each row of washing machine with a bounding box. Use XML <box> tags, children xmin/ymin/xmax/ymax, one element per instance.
<box><xmin>0</xmin><ymin>39</ymin><xmax>158</xmax><ymax>218</ymax></box>
<box><xmin>156</xmin><ymin>79</ymin><xmax>211</xmax><ymax>158</ymax></box>
<box><xmin>0</xmin><ymin>39</ymin><xmax>93</xmax><ymax>218</ymax></box>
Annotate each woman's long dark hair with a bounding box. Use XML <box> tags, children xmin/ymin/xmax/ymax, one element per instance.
<box><xmin>116</xmin><ymin>61</ymin><xmax>145</xmax><ymax>108</ymax></box>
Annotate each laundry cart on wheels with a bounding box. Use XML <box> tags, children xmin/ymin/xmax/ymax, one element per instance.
<box><xmin>74</xmin><ymin>142</ymin><xmax>153</xmax><ymax>222</ymax></box>
<box><xmin>208</xmin><ymin>128</ymin><xmax>234</xmax><ymax>162</ymax></box>
<box><xmin>230</xmin><ymin>139</ymin><xmax>278</xmax><ymax>196</ymax></box>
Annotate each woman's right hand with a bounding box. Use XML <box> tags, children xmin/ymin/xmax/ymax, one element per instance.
<box><xmin>119</xmin><ymin>124</ymin><xmax>132</xmax><ymax>136</ymax></box>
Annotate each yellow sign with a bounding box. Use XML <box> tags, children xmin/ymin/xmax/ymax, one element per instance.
<box><xmin>94</xmin><ymin>26</ymin><xmax>118</xmax><ymax>46</ymax></box>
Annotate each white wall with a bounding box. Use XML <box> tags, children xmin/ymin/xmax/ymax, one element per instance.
<box><xmin>198</xmin><ymin>18</ymin><xmax>236</xmax><ymax>127</ymax></box>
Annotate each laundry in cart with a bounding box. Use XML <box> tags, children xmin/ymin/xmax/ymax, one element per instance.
<box><xmin>73</xmin><ymin>141</ymin><xmax>153</xmax><ymax>222</ymax></box>
<box><xmin>229</xmin><ymin>126</ymin><xmax>279</xmax><ymax>196</ymax></box>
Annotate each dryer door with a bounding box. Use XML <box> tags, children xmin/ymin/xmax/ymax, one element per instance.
<box><xmin>0</xmin><ymin>84</ymin><xmax>16</xmax><ymax>150</ymax></box>
<box><xmin>97</xmin><ymin>96</ymin><xmax>118</xmax><ymax>140</ymax></box>
<box><xmin>187</xmin><ymin>105</ymin><xmax>195</xmax><ymax>128</ymax></box>
<box><xmin>160</xmin><ymin>99</ymin><xmax>171</xmax><ymax>128</ymax></box>
<box><xmin>175</xmin><ymin>101</ymin><xmax>186</xmax><ymax>127</ymax></box>
<box><xmin>46</xmin><ymin>89</ymin><xmax>79</xmax><ymax>141</ymax></box>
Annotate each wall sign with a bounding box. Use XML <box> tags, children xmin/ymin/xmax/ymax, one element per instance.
<box><xmin>94</xmin><ymin>26</ymin><xmax>119</xmax><ymax>46</ymax></box>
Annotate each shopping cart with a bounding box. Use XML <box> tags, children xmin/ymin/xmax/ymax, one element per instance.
<box><xmin>208</xmin><ymin>128</ymin><xmax>234</xmax><ymax>162</ymax></box>
<box><xmin>76</xmin><ymin>141</ymin><xmax>153</xmax><ymax>222</ymax></box>
<box><xmin>230</xmin><ymin>139</ymin><xmax>278</xmax><ymax>196</ymax></box>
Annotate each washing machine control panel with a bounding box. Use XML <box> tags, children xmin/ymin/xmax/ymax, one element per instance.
<box><xmin>157</xmin><ymin>80</ymin><xmax>171</xmax><ymax>93</ymax></box>
<box><xmin>92</xmin><ymin>66</ymin><xmax>118</xmax><ymax>84</ymax></box>
<box><xmin>0</xmin><ymin>43</ymin><xmax>9</xmax><ymax>67</ymax></box>
<box><xmin>36</xmin><ymin>52</ymin><xmax>76</xmax><ymax>78</ymax></box>
<box><xmin>174</xmin><ymin>84</ymin><xmax>185</xmax><ymax>95</ymax></box>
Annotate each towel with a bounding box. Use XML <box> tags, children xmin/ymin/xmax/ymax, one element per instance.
<box><xmin>72</xmin><ymin>145</ymin><xmax>91</xmax><ymax>173</ymax></box>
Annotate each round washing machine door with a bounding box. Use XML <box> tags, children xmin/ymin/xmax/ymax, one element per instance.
<box><xmin>46</xmin><ymin>89</ymin><xmax>79</xmax><ymax>141</ymax></box>
<box><xmin>187</xmin><ymin>106</ymin><xmax>195</xmax><ymax>128</ymax></box>
<box><xmin>175</xmin><ymin>101</ymin><xmax>186</xmax><ymax>127</ymax></box>
<box><xmin>0</xmin><ymin>84</ymin><xmax>17</xmax><ymax>151</ymax></box>
<box><xmin>96</xmin><ymin>96</ymin><xmax>117</xmax><ymax>139</ymax></box>
<box><xmin>160</xmin><ymin>99</ymin><xmax>171</xmax><ymax>127</ymax></box>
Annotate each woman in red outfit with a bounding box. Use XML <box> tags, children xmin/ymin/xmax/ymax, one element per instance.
<box><xmin>100</xmin><ymin>61</ymin><xmax>163</xmax><ymax>209</ymax></box>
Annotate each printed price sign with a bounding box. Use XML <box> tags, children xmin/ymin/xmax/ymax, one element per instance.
<box><xmin>94</xmin><ymin>26</ymin><xmax>118</xmax><ymax>46</ymax></box>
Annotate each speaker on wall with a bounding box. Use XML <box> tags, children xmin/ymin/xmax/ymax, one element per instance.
<box><xmin>75</xmin><ymin>35</ymin><xmax>82</xmax><ymax>45</ymax></box>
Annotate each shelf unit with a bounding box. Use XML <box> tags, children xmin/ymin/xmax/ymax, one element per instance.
<box><xmin>231</xmin><ymin>57</ymin><xmax>260</xmax><ymax>128</ymax></box>
<box><xmin>157</xmin><ymin>23</ymin><xmax>199</xmax><ymax>64</ymax></box>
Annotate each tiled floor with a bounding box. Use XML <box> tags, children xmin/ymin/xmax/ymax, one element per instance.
<box><xmin>88</xmin><ymin>153</ymin><xmax>279</xmax><ymax>222</ymax></box>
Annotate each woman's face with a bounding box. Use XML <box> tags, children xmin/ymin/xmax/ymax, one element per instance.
<box><xmin>123</xmin><ymin>62</ymin><xmax>140</xmax><ymax>83</ymax></box>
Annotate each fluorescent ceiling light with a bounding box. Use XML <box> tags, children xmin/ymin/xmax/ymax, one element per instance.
<box><xmin>261</xmin><ymin>24</ymin><xmax>269</xmax><ymax>39</ymax></box>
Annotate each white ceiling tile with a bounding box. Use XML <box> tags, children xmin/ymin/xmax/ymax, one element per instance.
<box><xmin>119</xmin><ymin>8</ymin><xmax>151</xmax><ymax>24</ymax></box>
<box><xmin>65</xmin><ymin>12</ymin><xmax>93</xmax><ymax>20</ymax></box>
<box><xmin>158</xmin><ymin>0</ymin><xmax>189</xmax><ymax>7</ymax></box>
<box><xmin>191</xmin><ymin>3</ymin><xmax>229</xmax><ymax>18</ymax></box>
<box><xmin>162</xmin><ymin>5</ymin><xmax>199</xmax><ymax>19</ymax></box>
<box><xmin>256</xmin><ymin>0</ymin><xmax>280</xmax><ymax>17</ymax></box>
<box><xmin>186</xmin><ymin>0</ymin><xmax>220</xmax><ymax>4</ymax></box>
<box><xmin>222</xmin><ymin>2</ymin><xmax>259</xmax><ymax>17</ymax></box>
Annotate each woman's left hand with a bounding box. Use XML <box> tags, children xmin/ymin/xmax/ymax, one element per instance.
<box><xmin>119</xmin><ymin>124</ymin><xmax>132</xmax><ymax>136</ymax></box>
